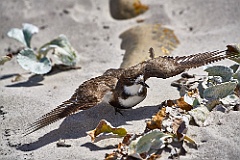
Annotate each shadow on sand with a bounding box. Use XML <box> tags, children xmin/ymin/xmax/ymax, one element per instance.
<box><xmin>2</xmin><ymin>65</ymin><xmax>81</xmax><ymax>87</ymax></box>
<box><xmin>17</xmin><ymin>103</ymin><xmax>159</xmax><ymax>151</ymax></box>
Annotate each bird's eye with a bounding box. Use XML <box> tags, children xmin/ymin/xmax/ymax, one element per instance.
<box><xmin>127</xmin><ymin>78</ymin><xmax>135</xmax><ymax>82</ymax></box>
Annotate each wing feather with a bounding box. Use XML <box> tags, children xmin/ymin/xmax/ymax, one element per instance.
<box><xmin>122</xmin><ymin>49</ymin><xmax>239</xmax><ymax>80</ymax></box>
<box><xmin>24</xmin><ymin>75</ymin><xmax>118</xmax><ymax>136</ymax></box>
<box><xmin>143</xmin><ymin>49</ymin><xmax>238</xmax><ymax>79</ymax></box>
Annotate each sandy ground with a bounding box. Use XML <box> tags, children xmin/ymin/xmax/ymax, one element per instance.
<box><xmin>0</xmin><ymin>0</ymin><xmax>240</xmax><ymax>159</ymax></box>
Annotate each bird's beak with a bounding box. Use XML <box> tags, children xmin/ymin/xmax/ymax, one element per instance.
<box><xmin>138</xmin><ymin>81</ymin><xmax>150</xmax><ymax>88</ymax></box>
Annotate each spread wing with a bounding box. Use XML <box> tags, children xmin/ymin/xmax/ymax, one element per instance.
<box><xmin>24</xmin><ymin>75</ymin><xmax>118</xmax><ymax>136</ymax></box>
<box><xmin>144</xmin><ymin>50</ymin><xmax>229</xmax><ymax>79</ymax></box>
<box><xmin>122</xmin><ymin>49</ymin><xmax>238</xmax><ymax>80</ymax></box>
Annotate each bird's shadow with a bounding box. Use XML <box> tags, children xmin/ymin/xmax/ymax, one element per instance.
<box><xmin>5</xmin><ymin>74</ymin><xmax>44</xmax><ymax>87</ymax></box>
<box><xmin>17</xmin><ymin>103</ymin><xmax>159</xmax><ymax>152</ymax></box>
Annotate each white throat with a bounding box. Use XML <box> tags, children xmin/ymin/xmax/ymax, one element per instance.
<box><xmin>123</xmin><ymin>84</ymin><xmax>143</xmax><ymax>95</ymax></box>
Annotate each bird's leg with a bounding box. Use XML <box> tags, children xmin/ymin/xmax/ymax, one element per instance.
<box><xmin>114</xmin><ymin>107</ymin><xmax>124</xmax><ymax>116</ymax></box>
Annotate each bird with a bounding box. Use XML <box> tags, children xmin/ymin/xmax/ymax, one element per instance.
<box><xmin>24</xmin><ymin>46</ymin><xmax>238</xmax><ymax>136</ymax></box>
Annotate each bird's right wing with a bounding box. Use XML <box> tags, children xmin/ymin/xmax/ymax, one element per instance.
<box><xmin>24</xmin><ymin>75</ymin><xmax>118</xmax><ymax>136</ymax></box>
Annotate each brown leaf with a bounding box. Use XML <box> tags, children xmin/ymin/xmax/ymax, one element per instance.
<box><xmin>176</xmin><ymin>97</ymin><xmax>193</xmax><ymax>111</ymax></box>
<box><xmin>172</xmin><ymin>118</ymin><xmax>183</xmax><ymax>135</ymax></box>
<box><xmin>87</xmin><ymin>119</ymin><xmax>127</xmax><ymax>142</ymax></box>
<box><xmin>167</xmin><ymin>89</ymin><xmax>198</xmax><ymax>111</ymax></box>
<box><xmin>147</xmin><ymin>153</ymin><xmax>161</xmax><ymax>160</ymax></box>
<box><xmin>139</xmin><ymin>152</ymin><xmax>147</xmax><ymax>159</ymax></box>
<box><xmin>105</xmin><ymin>152</ymin><xmax>118</xmax><ymax>160</ymax></box>
<box><xmin>11</xmin><ymin>74</ymin><xmax>25</xmax><ymax>82</ymax></box>
<box><xmin>164</xmin><ymin>97</ymin><xmax>193</xmax><ymax>111</ymax></box>
<box><xmin>122</xmin><ymin>134</ymin><xmax>133</xmax><ymax>145</ymax></box>
<box><xmin>234</xmin><ymin>85</ymin><xmax>240</xmax><ymax>98</ymax></box>
<box><xmin>172</xmin><ymin>117</ymin><xmax>189</xmax><ymax>140</ymax></box>
<box><xmin>146</xmin><ymin>107</ymin><xmax>166</xmax><ymax>130</ymax></box>
<box><xmin>0</xmin><ymin>55</ymin><xmax>12</xmax><ymax>65</ymax></box>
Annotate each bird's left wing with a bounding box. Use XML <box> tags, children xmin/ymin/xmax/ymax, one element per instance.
<box><xmin>143</xmin><ymin>49</ymin><xmax>238</xmax><ymax>79</ymax></box>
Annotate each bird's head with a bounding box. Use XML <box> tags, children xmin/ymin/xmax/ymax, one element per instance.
<box><xmin>123</xmin><ymin>74</ymin><xmax>149</xmax><ymax>88</ymax></box>
<box><xmin>134</xmin><ymin>74</ymin><xmax>149</xmax><ymax>88</ymax></box>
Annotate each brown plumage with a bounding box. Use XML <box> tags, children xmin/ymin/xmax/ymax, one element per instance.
<box><xmin>24</xmin><ymin>48</ymin><xmax>238</xmax><ymax>136</ymax></box>
<box><xmin>122</xmin><ymin>49</ymin><xmax>232</xmax><ymax>80</ymax></box>
<box><xmin>24</xmin><ymin>75</ymin><xmax>121</xmax><ymax>135</ymax></box>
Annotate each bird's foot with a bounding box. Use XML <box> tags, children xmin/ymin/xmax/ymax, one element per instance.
<box><xmin>114</xmin><ymin>108</ymin><xmax>123</xmax><ymax>116</ymax></box>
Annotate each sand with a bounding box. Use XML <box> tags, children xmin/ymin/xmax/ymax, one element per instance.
<box><xmin>0</xmin><ymin>0</ymin><xmax>240</xmax><ymax>159</ymax></box>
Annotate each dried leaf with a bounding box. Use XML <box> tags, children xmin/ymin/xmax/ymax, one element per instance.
<box><xmin>122</xmin><ymin>133</ymin><xmax>142</xmax><ymax>147</ymax></box>
<box><xmin>0</xmin><ymin>55</ymin><xmax>12</xmax><ymax>65</ymax></box>
<box><xmin>164</xmin><ymin>90</ymin><xmax>199</xmax><ymax>111</ymax></box>
<box><xmin>204</xmin><ymin>65</ymin><xmax>233</xmax><ymax>82</ymax></box>
<box><xmin>146</xmin><ymin>107</ymin><xmax>166</xmax><ymax>130</ymax></box>
<box><xmin>184</xmin><ymin>94</ymin><xmax>197</xmax><ymax>107</ymax></box>
<box><xmin>184</xmin><ymin>89</ymin><xmax>200</xmax><ymax>106</ymax></box>
<box><xmin>11</xmin><ymin>74</ymin><xmax>25</xmax><ymax>82</ymax></box>
<box><xmin>203</xmin><ymin>81</ymin><xmax>237</xmax><ymax>100</ymax></box>
<box><xmin>234</xmin><ymin>85</ymin><xmax>240</xmax><ymax>97</ymax></box>
<box><xmin>172</xmin><ymin>118</ymin><xmax>183</xmax><ymax>136</ymax></box>
<box><xmin>183</xmin><ymin>135</ymin><xmax>196</xmax><ymax>145</ymax></box>
<box><xmin>104</xmin><ymin>152</ymin><xmax>118</xmax><ymax>160</ymax></box>
<box><xmin>176</xmin><ymin>97</ymin><xmax>193</xmax><ymax>111</ymax></box>
<box><xmin>172</xmin><ymin>115</ymin><xmax>190</xmax><ymax>140</ymax></box>
<box><xmin>147</xmin><ymin>153</ymin><xmax>161</xmax><ymax>160</ymax></box>
<box><xmin>17</xmin><ymin>49</ymin><xmax>52</xmax><ymax>74</ymax></box>
<box><xmin>87</xmin><ymin>119</ymin><xmax>127</xmax><ymax>142</ymax></box>
<box><xmin>183</xmin><ymin>135</ymin><xmax>197</xmax><ymax>148</ymax></box>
